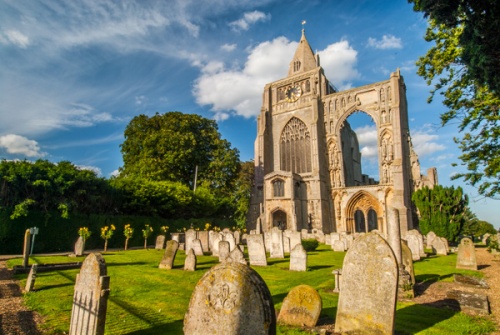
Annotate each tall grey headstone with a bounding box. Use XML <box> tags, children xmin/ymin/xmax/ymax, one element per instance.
<box><xmin>456</xmin><ymin>237</ymin><xmax>477</xmax><ymax>270</ymax></box>
<box><xmin>191</xmin><ymin>239</ymin><xmax>204</xmax><ymax>256</ymax></box>
<box><xmin>184</xmin><ymin>248</ymin><xmax>197</xmax><ymax>271</ymax></box>
<box><xmin>405</xmin><ymin>232</ymin><xmax>421</xmax><ymax>261</ymax></box>
<box><xmin>270</xmin><ymin>227</ymin><xmax>284</xmax><ymax>259</ymax></box>
<box><xmin>184</xmin><ymin>262</ymin><xmax>276</xmax><ymax>335</ymax></box>
<box><xmin>223</xmin><ymin>232</ymin><xmax>236</xmax><ymax>251</ymax></box>
<box><xmin>335</xmin><ymin>233</ymin><xmax>398</xmax><ymax>335</ymax></box>
<box><xmin>432</xmin><ymin>237</ymin><xmax>448</xmax><ymax>255</ymax></box>
<box><xmin>426</xmin><ymin>231</ymin><xmax>437</xmax><ymax>249</ymax></box>
<box><xmin>332</xmin><ymin>240</ymin><xmax>346</xmax><ymax>252</ymax></box>
<box><xmin>159</xmin><ymin>240</ymin><xmax>179</xmax><ymax>270</ymax></box>
<box><xmin>185</xmin><ymin>229</ymin><xmax>197</xmax><ymax>255</ymax></box>
<box><xmin>283</xmin><ymin>237</ymin><xmax>290</xmax><ymax>253</ymax></box>
<box><xmin>234</xmin><ymin>230</ymin><xmax>241</xmax><ymax>245</ymax></box>
<box><xmin>277</xmin><ymin>285</ymin><xmax>321</xmax><ymax>327</ymax></box>
<box><xmin>246</xmin><ymin>234</ymin><xmax>267</xmax><ymax>266</ymax></box>
<box><xmin>219</xmin><ymin>241</ymin><xmax>231</xmax><ymax>262</ymax></box>
<box><xmin>289</xmin><ymin>231</ymin><xmax>302</xmax><ymax>251</ymax></box>
<box><xmin>69</xmin><ymin>253</ymin><xmax>110</xmax><ymax>335</ymax></box>
<box><xmin>211</xmin><ymin>233</ymin><xmax>222</xmax><ymax>257</ymax></box>
<box><xmin>289</xmin><ymin>244</ymin><xmax>307</xmax><ymax>272</ymax></box>
<box><xmin>22</xmin><ymin>229</ymin><xmax>31</xmax><ymax>267</ymax></box>
<box><xmin>74</xmin><ymin>236</ymin><xmax>84</xmax><ymax>257</ymax></box>
<box><xmin>197</xmin><ymin>230</ymin><xmax>209</xmax><ymax>252</ymax></box>
<box><xmin>155</xmin><ymin>235</ymin><xmax>166</xmax><ymax>250</ymax></box>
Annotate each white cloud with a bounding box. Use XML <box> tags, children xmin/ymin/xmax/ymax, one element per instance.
<box><xmin>229</xmin><ymin>11</ymin><xmax>270</xmax><ymax>32</ymax></box>
<box><xmin>1</xmin><ymin>30</ymin><xmax>30</xmax><ymax>48</ymax></box>
<box><xmin>193</xmin><ymin>37</ymin><xmax>360</xmax><ymax>119</ymax></box>
<box><xmin>355</xmin><ymin>125</ymin><xmax>378</xmax><ymax>158</ymax></box>
<box><xmin>76</xmin><ymin>165</ymin><xmax>102</xmax><ymax>176</ymax></box>
<box><xmin>411</xmin><ymin>127</ymin><xmax>446</xmax><ymax>156</ymax></box>
<box><xmin>0</xmin><ymin>134</ymin><xmax>46</xmax><ymax>157</ymax></box>
<box><xmin>318</xmin><ymin>40</ymin><xmax>359</xmax><ymax>89</ymax></box>
<box><xmin>221</xmin><ymin>43</ymin><xmax>237</xmax><ymax>52</ymax></box>
<box><xmin>367</xmin><ymin>35</ymin><xmax>402</xmax><ymax>49</ymax></box>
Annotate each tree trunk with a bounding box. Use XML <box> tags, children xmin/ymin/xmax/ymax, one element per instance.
<box><xmin>104</xmin><ymin>239</ymin><xmax>108</xmax><ymax>252</ymax></box>
<box><xmin>125</xmin><ymin>238</ymin><xmax>129</xmax><ymax>250</ymax></box>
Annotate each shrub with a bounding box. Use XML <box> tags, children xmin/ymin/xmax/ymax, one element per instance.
<box><xmin>301</xmin><ymin>238</ymin><xmax>319</xmax><ymax>251</ymax></box>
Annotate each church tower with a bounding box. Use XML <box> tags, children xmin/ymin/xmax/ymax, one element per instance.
<box><xmin>248</xmin><ymin>29</ymin><xmax>337</xmax><ymax>233</ymax></box>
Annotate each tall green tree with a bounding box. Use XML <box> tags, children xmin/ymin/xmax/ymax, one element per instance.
<box><xmin>412</xmin><ymin>185</ymin><xmax>469</xmax><ymax>242</ymax></box>
<box><xmin>120</xmin><ymin>112</ymin><xmax>240</xmax><ymax>196</ymax></box>
<box><xmin>232</xmin><ymin>160</ymin><xmax>255</xmax><ymax>228</ymax></box>
<box><xmin>409</xmin><ymin>0</ymin><xmax>500</xmax><ymax>198</ymax></box>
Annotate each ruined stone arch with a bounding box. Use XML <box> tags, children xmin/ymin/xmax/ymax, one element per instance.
<box><xmin>334</xmin><ymin>105</ymin><xmax>379</xmax><ymax>137</ymax></box>
<box><xmin>280</xmin><ymin>117</ymin><xmax>312</xmax><ymax>174</ymax></box>
<box><xmin>345</xmin><ymin>191</ymin><xmax>382</xmax><ymax>233</ymax></box>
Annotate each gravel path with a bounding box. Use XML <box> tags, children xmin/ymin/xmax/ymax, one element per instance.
<box><xmin>0</xmin><ymin>247</ymin><xmax>498</xmax><ymax>334</ymax></box>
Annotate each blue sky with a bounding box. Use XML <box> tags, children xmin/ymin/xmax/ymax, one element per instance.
<box><xmin>0</xmin><ymin>0</ymin><xmax>497</xmax><ymax>227</ymax></box>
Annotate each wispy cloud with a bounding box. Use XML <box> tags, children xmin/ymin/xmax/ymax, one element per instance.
<box><xmin>367</xmin><ymin>35</ymin><xmax>402</xmax><ymax>49</ymax></box>
<box><xmin>1</xmin><ymin>30</ymin><xmax>30</xmax><ymax>48</ymax></box>
<box><xmin>411</xmin><ymin>125</ymin><xmax>446</xmax><ymax>156</ymax></box>
<box><xmin>221</xmin><ymin>43</ymin><xmax>237</xmax><ymax>52</ymax></box>
<box><xmin>229</xmin><ymin>11</ymin><xmax>271</xmax><ymax>32</ymax></box>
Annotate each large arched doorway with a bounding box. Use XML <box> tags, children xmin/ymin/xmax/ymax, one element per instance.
<box><xmin>346</xmin><ymin>191</ymin><xmax>382</xmax><ymax>233</ymax></box>
<box><xmin>272</xmin><ymin>210</ymin><xmax>287</xmax><ymax>230</ymax></box>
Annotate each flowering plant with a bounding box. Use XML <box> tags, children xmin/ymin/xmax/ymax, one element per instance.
<box><xmin>123</xmin><ymin>224</ymin><xmax>134</xmax><ymax>250</ymax></box>
<box><xmin>204</xmin><ymin>223</ymin><xmax>211</xmax><ymax>231</ymax></box>
<box><xmin>160</xmin><ymin>226</ymin><xmax>169</xmax><ymax>234</ymax></box>
<box><xmin>142</xmin><ymin>224</ymin><xmax>153</xmax><ymax>249</ymax></box>
<box><xmin>78</xmin><ymin>227</ymin><xmax>91</xmax><ymax>242</ymax></box>
<box><xmin>100</xmin><ymin>225</ymin><xmax>115</xmax><ymax>252</ymax></box>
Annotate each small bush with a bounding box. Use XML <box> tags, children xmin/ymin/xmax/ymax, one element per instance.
<box><xmin>301</xmin><ymin>238</ymin><xmax>319</xmax><ymax>251</ymax></box>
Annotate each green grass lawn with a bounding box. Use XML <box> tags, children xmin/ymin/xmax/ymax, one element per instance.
<box><xmin>8</xmin><ymin>244</ymin><xmax>496</xmax><ymax>334</ymax></box>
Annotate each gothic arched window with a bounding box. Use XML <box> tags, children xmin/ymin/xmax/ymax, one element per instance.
<box><xmin>280</xmin><ymin>117</ymin><xmax>312</xmax><ymax>173</ymax></box>
<box><xmin>273</xmin><ymin>179</ymin><xmax>285</xmax><ymax>197</ymax></box>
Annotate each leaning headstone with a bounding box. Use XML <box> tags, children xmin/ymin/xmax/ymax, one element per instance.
<box><xmin>74</xmin><ymin>236</ymin><xmax>84</xmax><ymax>257</ymax></box>
<box><xmin>155</xmin><ymin>235</ymin><xmax>166</xmax><ymax>250</ymax></box>
<box><xmin>226</xmin><ymin>246</ymin><xmax>247</xmax><ymax>265</ymax></box>
<box><xmin>432</xmin><ymin>237</ymin><xmax>448</xmax><ymax>255</ymax></box>
<box><xmin>289</xmin><ymin>244</ymin><xmax>307</xmax><ymax>272</ymax></box>
<box><xmin>69</xmin><ymin>253</ymin><xmax>110</xmax><ymax>335</ymax></box>
<box><xmin>426</xmin><ymin>231</ymin><xmax>437</xmax><ymax>249</ymax></box>
<box><xmin>335</xmin><ymin>233</ymin><xmax>398</xmax><ymax>335</ymax></box>
<box><xmin>441</xmin><ymin>237</ymin><xmax>450</xmax><ymax>253</ymax></box>
<box><xmin>456</xmin><ymin>237</ymin><xmax>478</xmax><ymax>270</ymax></box>
<box><xmin>219</xmin><ymin>241</ymin><xmax>231</xmax><ymax>262</ymax></box>
<box><xmin>25</xmin><ymin>264</ymin><xmax>37</xmax><ymax>292</ymax></box>
<box><xmin>277</xmin><ymin>285</ymin><xmax>322</xmax><ymax>328</ymax></box>
<box><xmin>184</xmin><ymin>248</ymin><xmax>197</xmax><ymax>271</ymax></box>
<box><xmin>246</xmin><ymin>234</ymin><xmax>267</xmax><ymax>266</ymax></box>
<box><xmin>191</xmin><ymin>239</ymin><xmax>204</xmax><ymax>256</ymax></box>
<box><xmin>183</xmin><ymin>262</ymin><xmax>276</xmax><ymax>334</ymax></box>
<box><xmin>22</xmin><ymin>229</ymin><xmax>31</xmax><ymax>268</ymax></box>
<box><xmin>270</xmin><ymin>227</ymin><xmax>284</xmax><ymax>258</ymax></box>
<box><xmin>159</xmin><ymin>240</ymin><xmax>179</xmax><ymax>270</ymax></box>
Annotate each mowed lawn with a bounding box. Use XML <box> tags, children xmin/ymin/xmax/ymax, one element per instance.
<box><xmin>8</xmin><ymin>244</ymin><xmax>495</xmax><ymax>335</ymax></box>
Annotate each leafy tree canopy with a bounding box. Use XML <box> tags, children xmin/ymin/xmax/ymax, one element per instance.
<box><xmin>409</xmin><ymin>0</ymin><xmax>500</xmax><ymax>198</ymax></box>
<box><xmin>412</xmin><ymin>185</ymin><xmax>468</xmax><ymax>242</ymax></box>
<box><xmin>120</xmin><ymin>112</ymin><xmax>240</xmax><ymax>196</ymax></box>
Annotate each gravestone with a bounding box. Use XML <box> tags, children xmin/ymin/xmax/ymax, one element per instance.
<box><xmin>325</xmin><ymin>234</ymin><xmax>331</xmax><ymax>246</ymax></box>
<box><xmin>406</xmin><ymin>229</ymin><xmax>426</xmax><ymax>258</ymax></box>
<box><xmin>283</xmin><ymin>237</ymin><xmax>290</xmax><ymax>253</ymax></box>
<box><xmin>25</xmin><ymin>264</ymin><xmax>37</xmax><ymax>292</ymax></box>
<box><xmin>69</xmin><ymin>253</ymin><xmax>110</xmax><ymax>335</ymax></box>
<box><xmin>183</xmin><ymin>262</ymin><xmax>276</xmax><ymax>335</ymax></box>
<box><xmin>226</xmin><ymin>246</ymin><xmax>247</xmax><ymax>265</ymax></box>
<box><xmin>277</xmin><ymin>285</ymin><xmax>322</xmax><ymax>327</ymax></box>
<box><xmin>405</xmin><ymin>232</ymin><xmax>421</xmax><ymax>261</ymax></box>
<box><xmin>219</xmin><ymin>241</ymin><xmax>231</xmax><ymax>262</ymax></box>
<box><xmin>335</xmin><ymin>233</ymin><xmax>398</xmax><ymax>335</ymax></box>
<box><xmin>426</xmin><ymin>231</ymin><xmax>437</xmax><ymax>249</ymax></box>
<box><xmin>456</xmin><ymin>237</ymin><xmax>477</xmax><ymax>270</ymax></box>
<box><xmin>184</xmin><ymin>248</ymin><xmax>197</xmax><ymax>271</ymax></box>
<box><xmin>191</xmin><ymin>239</ymin><xmax>204</xmax><ymax>256</ymax></box>
<box><xmin>401</xmin><ymin>241</ymin><xmax>415</xmax><ymax>284</ymax></box>
<box><xmin>432</xmin><ymin>237</ymin><xmax>448</xmax><ymax>255</ymax></box>
<box><xmin>441</xmin><ymin>237</ymin><xmax>450</xmax><ymax>253</ymax></box>
<box><xmin>270</xmin><ymin>227</ymin><xmax>284</xmax><ymax>259</ymax></box>
<box><xmin>74</xmin><ymin>236</ymin><xmax>84</xmax><ymax>257</ymax></box>
<box><xmin>332</xmin><ymin>240</ymin><xmax>346</xmax><ymax>252</ymax></box>
<box><xmin>22</xmin><ymin>229</ymin><xmax>31</xmax><ymax>267</ymax></box>
<box><xmin>224</xmin><ymin>232</ymin><xmax>236</xmax><ymax>251</ymax></box>
<box><xmin>211</xmin><ymin>233</ymin><xmax>222</xmax><ymax>257</ymax></box>
<box><xmin>264</xmin><ymin>231</ymin><xmax>271</xmax><ymax>251</ymax></box>
<box><xmin>159</xmin><ymin>240</ymin><xmax>179</xmax><ymax>270</ymax></box>
<box><xmin>185</xmin><ymin>229</ymin><xmax>197</xmax><ymax>255</ymax></box>
<box><xmin>197</xmin><ymin>231</ymin><xmax>209</xmax><ymax>253</ymax></box>
<box><xmin>234</xmin><ymin>230</ymin><xmax>241</xmax><ymax>245</ymax></box>
<box><xmin>155</xmin><ymin>235</ymin><xmax>166</xmax><ymax>250</ymax></box>
<box><xmin>246</xmin><ymin>234</ymin><xmax>267</xmax><ymax>266</ymax></box>
<box><xmin>343</xmin><ymin>235</ymin><xmax>354</xmax><ymax>249</ymax></box>
<box><xmin>289</xmin><ymin>231</ymin><xmax>302</xmax><ymax>251</ymax></box>
<box><xmin>289</xmin><ymin>244</ymin><xmax>307</xmax><ymax>272</ymax></box>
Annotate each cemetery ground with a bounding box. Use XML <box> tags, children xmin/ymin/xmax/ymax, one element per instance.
<box><xmin>1</xmin><ymin>244</ymin><xmax>498</xmax><ymax>334</ymax></box>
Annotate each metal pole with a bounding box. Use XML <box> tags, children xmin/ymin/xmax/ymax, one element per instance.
<box><xmin>30</xmin><ymin>227</ymin><xmax>38</xmax><ymax>255</ymax></box>
<box><xmin>193</xmin><ymin>165</ymin><xmax>198</xmax><ymax>193</ymax></box>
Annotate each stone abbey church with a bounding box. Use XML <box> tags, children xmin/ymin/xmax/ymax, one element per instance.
<box><xmin>247</xmin><ymin>30</ymin><xmax>437</xmax><ymax>236</ymax></box>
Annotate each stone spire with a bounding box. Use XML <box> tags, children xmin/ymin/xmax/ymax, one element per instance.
<box><xmin>288</xmin><ymin>29</ymin><xmax>318</xmax><ymax>76</ymax></box>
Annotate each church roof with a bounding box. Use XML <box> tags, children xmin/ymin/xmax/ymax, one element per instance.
<box><xmin>288</xmin><ymin>29</ymin><xmax>317</xmax><ymax>76</ymax></box>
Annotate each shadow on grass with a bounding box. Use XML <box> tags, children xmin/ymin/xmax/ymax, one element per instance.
<box><xmin>308</xmin><ymin>265</ymin><xmax>333</xmax><ymax>270</ymax></box>
<box><xmin>477</xmin><ymin>264</ymin><xmax>490</xmax><ymax>270</ymax></box>
<box><xmin>395</xmin><ymin>301</ymin><xmax>457</xmax><ymax>334</ymax></box>
<box><xmin>267</xmin><ymin>259</ymin><xmax>289</xmax><ymax>265</ymax></box>
<box><xmin>36</xmin><ymin>282</ymin><xmax>74</xmax><ymax>291</ymax></box>
<box><xmin>125</xmin><ymin>319</ymin><xmax>184</xmax><ymax>334</ymax></box>
<box><xmin>317</xmin><ymin>306</ymin><xmax>336</xmax><ymax>325</ymax></box>
<box><xmin>106</xmin><ymin>262</ymin><xmax>148</xmax><ymax>267</ymax></box>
